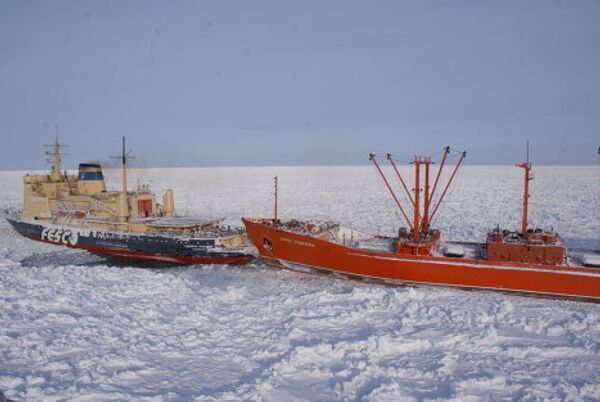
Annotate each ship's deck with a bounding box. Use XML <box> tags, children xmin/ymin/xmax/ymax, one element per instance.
<box><xmin>129</xmin><ymin>216</ymin><xmax>220</xmax><ymax>227</ymax></box>
<box><xmin>6</xmin><ymin>208</ymin><xmax>247</xmax><ymax>239</ymax></box>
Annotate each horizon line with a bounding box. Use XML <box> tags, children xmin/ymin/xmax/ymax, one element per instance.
<box><xmin>1</xmin><ymin>163</ymin><xmax>599</xmax><ymax>173</ymax></box>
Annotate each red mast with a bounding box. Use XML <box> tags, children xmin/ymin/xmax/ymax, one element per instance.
<box><xmin>413</xmin><ymin>157</ymin><xmax>421</xmax><ymax>243</ymax></box>
<box><xmin>274</xmin><ymin>175</ymin><xmax>278</xmax><ymax>225</ymax></box>
<box><xmin>517</xmin><ymin>141</ymin><xmax>532</xmax><ymax>238</ymax></box>
<box><xmin>371</xmin><ymin>148</ymin><xmax>465</xmax><ymax>250</ymax></box>
<box><xmin>422</xmin><ymin>157</ymin><xmax>431</xmax><ymax>231</ymax></box>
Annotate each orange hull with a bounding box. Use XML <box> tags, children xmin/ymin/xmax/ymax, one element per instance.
<box><xmin>243</xmin><ymin>219</ymin><xmax>600</xmax><ymax>301</ymax></box>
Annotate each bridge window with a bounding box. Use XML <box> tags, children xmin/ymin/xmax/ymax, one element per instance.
<box><xmin>79</xmin><ymin>171</ymin><xmax>104</xmax><ymax>181</ymax></box>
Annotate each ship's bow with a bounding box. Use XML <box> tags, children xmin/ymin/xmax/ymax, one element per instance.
<box><xmin>242</xmin><ymin>218</ymin><xmax>275</xmax><ymax>258</ymax></box>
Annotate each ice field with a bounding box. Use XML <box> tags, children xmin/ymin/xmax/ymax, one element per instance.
<box><xmin>1</xmin><ymin>165</ymin><xmax>600</xmax><ymax>401</ymax></box>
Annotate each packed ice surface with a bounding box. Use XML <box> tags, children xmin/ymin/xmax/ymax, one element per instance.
<box><xmin>1</xmin><ymin>165</ymin><xmax>600</xmax><ymax>401</ymax></box>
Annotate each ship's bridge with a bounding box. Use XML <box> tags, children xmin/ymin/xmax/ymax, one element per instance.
<box><xmin>77</xmin><ymin>163</ymin><xmax>106</xmax><ymax>194</ymax></box>
<box><xmin>78</xmin><ymin>163</ymin><xmax>103</xmax><ymax>180</ymax></box>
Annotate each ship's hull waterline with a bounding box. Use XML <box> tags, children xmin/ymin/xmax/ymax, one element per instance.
<box><xmin>243</xmin><ymin>219</ymin><xmax>600</xmax><ymax>301</ymax></box>
<box><xmin>8</xmin><ymin>216</ymin><xmax>254</xmax><ymax>266</ymax></box>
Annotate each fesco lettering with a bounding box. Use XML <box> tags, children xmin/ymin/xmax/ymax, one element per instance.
<box><xmin>41</xmin><ymin>228</ymin><xmax>78</xmax><ymax>245</ymax></box>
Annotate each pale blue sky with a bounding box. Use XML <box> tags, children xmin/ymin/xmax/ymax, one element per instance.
<box><xmin>1</xmin><ymin>0</ymin><xmax>599</xmax><ymax>169</ymax></box>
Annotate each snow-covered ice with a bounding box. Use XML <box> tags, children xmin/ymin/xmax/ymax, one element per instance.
<box><xmin>1</xmin><ymin>165</ymin><xmax>600</xmax><ymax>401</ymax></box>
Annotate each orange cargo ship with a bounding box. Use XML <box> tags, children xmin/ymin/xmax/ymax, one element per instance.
<box><xmin>243</xmin><ymin>146</ymin><xmax>600</xmax><ymax>301</ymax></box>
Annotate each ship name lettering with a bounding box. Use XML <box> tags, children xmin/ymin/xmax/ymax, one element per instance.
<box><xmin>294</xmin><ymin>240</ymin><xmax>315</xmax><ymax>247</ymax></box>
<box><xmin>41</xmin><ymin>227</ymin><xmax>79</xmax><ymax>246</ymax></box>
<box><xmin>280</xmin><ymin>237</ymin><xmax>315</xmax><ymax>247</ymax></box>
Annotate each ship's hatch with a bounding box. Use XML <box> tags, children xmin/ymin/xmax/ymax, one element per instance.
<box><xmin>443</xmin><ymin>244</ymin><xmax>465</xmax><ymax>257</ymax></box>
<box><xmin>138</xmin><ymin>199</ymin><xmax>153</xmax><ymax>217</ymax></box>
<box><xmin>582</xmin><ymin>254</ymin><xmax>600</xmax><ymax>268</ymax></box>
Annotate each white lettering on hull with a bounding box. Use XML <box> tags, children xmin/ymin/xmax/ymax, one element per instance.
<box><xmin>280</xmin><ymin>237</ymin><xmax>315</xmax><ymax>248</ymax></box>
<box><xmin>41</xmin><ymin>227</ymin><xmax>79</xmax><ymax>246</ymax></box>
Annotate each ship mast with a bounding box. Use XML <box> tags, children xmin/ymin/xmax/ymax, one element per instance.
<box><xmin>121</xmin><ymin>136</ymin><xmax>128</xmax><ymax>194</ymax></box>
<box><xmin>274</xmin><ymin>175</ymin><xmax>278</xmax><ymax>224</ymax></box>
<box><xmin>52</xmin><ymin>135</ymin><xmax>61</xmax><ymax>181</ymax></box>
<box><xmin>517</xmin><ymin>141</ymin><xmax>532</xmax><ymax>238</ymax></box>
<box><xmin>422</xmin><ymin>157</ymin><xmax>431</xmax><ymax>231</ymax></box>
<box><xmin>113</xmin><ymin>135</ymin><xmax>135</xmax><ymax>194</ymax></box>
<box><xmin>46</xmin><ymin>126</ymin><xmax>67</xmax><ymax>182</ymax></box>
<box><xmin>412</xmin><ymin>157</ymin><xmax>421</xmax><ymax>243</ymax></box>
<box><xmin>112</xmin><ymin>136</ymin><xmax>133</xmax><ymax>222</ymax></box>
<box><xmin>371</xmin><ymin>147</ymin><xmax>465</xmax><ymax>250</ymax></box>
